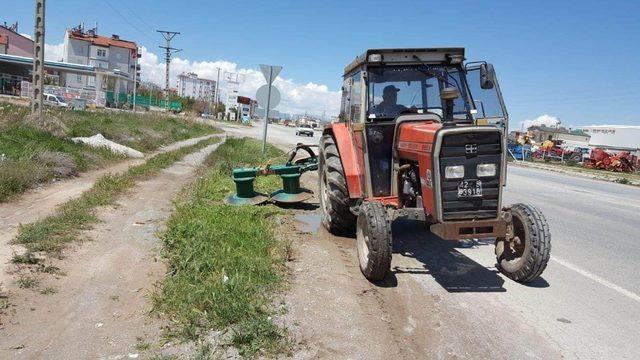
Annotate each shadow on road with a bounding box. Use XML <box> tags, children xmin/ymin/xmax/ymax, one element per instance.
<box><xmin>390</xmin><ymin>219</ymin><xmax>507</xmax><ymax>293</ymax></box>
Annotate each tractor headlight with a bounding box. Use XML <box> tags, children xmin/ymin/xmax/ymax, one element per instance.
<box><xmin>477</xmin><ymin>163</ymin><xmax>496</xmax><ymax>177</ymax></box>
<box><xmin>444</xmin><ymin>165</ymin><xmax>465</xmax><ymax>179</ymax></box>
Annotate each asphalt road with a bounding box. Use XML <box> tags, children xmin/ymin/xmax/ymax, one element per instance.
<box><xmin>214</xmin><ymin>120</ymin><xmax>640</xmax><ymax>359</ymax></box>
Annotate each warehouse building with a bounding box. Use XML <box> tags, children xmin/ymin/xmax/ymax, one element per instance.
<box><xmin>579</xmin><ymin>125</ymin><xmax>640</xmax><ymax>157</ymax></box>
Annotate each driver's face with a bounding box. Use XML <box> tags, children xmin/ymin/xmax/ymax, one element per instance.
<box><xmin>383</xmin><ymin>91</ymin><xmax>397</xmax><ymax>104</ymax></box>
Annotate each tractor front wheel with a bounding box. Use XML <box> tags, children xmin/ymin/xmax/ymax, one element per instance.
<box><xmin>319</xmin><ymin>134</ymin><xmax>356</xmax><ymax>234</ymax></box>
<box><xmin>495</xmin><ymin>203</ymin><xmax>551</xmax><ymax>283</ymax></box>
<box><xmin>356</xmin><ymin>201</ymin><xmax>392</xmax><ymax>281</ymax></box>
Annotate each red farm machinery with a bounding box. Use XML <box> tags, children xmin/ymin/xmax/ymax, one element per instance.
<box><xmin>318</xmin><ymin>48</ymin><xmax>551</xmax><ymax>282</ymax></box>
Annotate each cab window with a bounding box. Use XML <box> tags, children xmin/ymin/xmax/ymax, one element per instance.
<box><xmin>339</xmin><ymin>77</ymin><xmax>351</xmax><ymax>122</ymax></box>
<box><xmin>350</xmin><ymin>72</ymin><xmax>362</xmax><ymax>123</ymax></box>
<box><xmin>466</xmin><ymin>67</ymin><xmax>505</xmax><ymax>120</ymax></box>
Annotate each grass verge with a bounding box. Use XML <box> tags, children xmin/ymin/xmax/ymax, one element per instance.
<box><xmin>152</xmin><ymin>138</ymin><xmax>292</xmax><ymax>358</ymax></box>
<box><xmin>0</xmin><ymin>102</ymin><xmax>220</xmax><ymax>202</ymax></box>
<box><xmin>12</xmin><ymin>136</ymin><xmax>221</xmax><ymax>257</ymax></box>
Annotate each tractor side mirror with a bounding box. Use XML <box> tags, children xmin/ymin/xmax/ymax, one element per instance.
<box><xmin>480</xmin><ymin>63</ymin><xmax>495</xmax><ymax>89</ymax></box>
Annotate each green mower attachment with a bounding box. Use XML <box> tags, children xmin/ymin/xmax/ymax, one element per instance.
<box><xmin>225</xmin><ymin>144</ymin><xmax>318</xmax><ymax>206</ymax></box>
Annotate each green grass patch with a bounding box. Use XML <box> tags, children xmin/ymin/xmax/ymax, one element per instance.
<box><xmin>0</xmin><ymin>102</ymin><xmax>220</xmax><ymax>202</ymax></box>
<box><xmin>153</xmin><ymin>138</ymin><xmax>291</xmax><ymax>358</ymax></box>
<box><xmin>40</xmin><ymin>287</ymin><xmax>57</xmax><ymax>295</ymax></box>
<box><xmin>0</xmin><ymin>124</ymin><xmax>123</xmax><ymax>202</ymax></box>
<box><xmin>13</xmin><ymin>137</ymin><xmax>220</xmax><ymax>257</ymax></box>
<box><xmin>17</xmin><ymin>276</ymin><xmax>39</xmax><ymax>289</ymax></box>
<box><xmin>60</xmin><ymin>110</ymin><xmax>219</xmax><ymax>152</ymax></box>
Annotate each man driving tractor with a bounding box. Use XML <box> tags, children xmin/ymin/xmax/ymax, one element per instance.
<box><xmin>371</xmin><ymin>85</ymin><xmax>407</xmax><ymax>117</ymax></box>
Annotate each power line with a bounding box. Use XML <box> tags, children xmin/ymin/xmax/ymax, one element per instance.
<box><xmin>115</xmin><ymin>0</ymin><xmax>156</xmax><ymax>34</ymax></box>
<box><xmin>102</xmin><ymin>0</ymin><xmax>153</xmax><ymax>42</ymax></box>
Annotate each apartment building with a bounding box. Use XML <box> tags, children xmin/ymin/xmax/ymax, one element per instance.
<box><xmin>0</xmin><ymin>22</ymin><xmax>33</xmax><ymax>57</ymax></box>
<box><xmin>62</xmin><ymin>25</ymin><xmax>138</xmax><ymax>93</ymax></box>
<box><xmin>177</xmin><ymin>72</ymin><xmax>216</xmax><ymax>102</ymax></box>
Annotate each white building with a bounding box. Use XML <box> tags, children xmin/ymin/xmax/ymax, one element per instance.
<box><xmin>579</xmin><ymin>125</ymin><xmax>640</xmax><ymax>155</ymax></box>
<box><xmin>62</xmin><ymin>25</ymin><xmax>138</xmax><ymax>93</ymax></box>
<box><xmin>177</xmin><ymin>72</ymin><xmax>216</xmax><ymax>102</ymax></box>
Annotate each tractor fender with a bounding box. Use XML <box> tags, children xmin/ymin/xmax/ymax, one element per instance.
<box><xmin>323</xmin><ymin>123</ymin><xmax>364</xmax><ymax>198</ymax></box>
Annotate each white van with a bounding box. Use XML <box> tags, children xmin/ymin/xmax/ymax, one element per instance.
<box><xmin>43</xmin><ymin>93</ymin><xmax>68</xmax><ymax>108</ymax></box>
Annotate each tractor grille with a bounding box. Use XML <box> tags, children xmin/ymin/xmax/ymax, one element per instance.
<box><xmin>438</xmin><ymin>130</ymin><xmax>502</xmax><ymax>221</ymax></box>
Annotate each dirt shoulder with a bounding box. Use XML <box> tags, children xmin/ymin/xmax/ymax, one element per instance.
<box><xmin>0</xmin><ymin>134</ymin><xmax>222</xmax><ymax>319</ymax></box>
<box><xmin>282</xmin><ymin>172</ymin><xmax>562</xmax><ymax>359</ymax></box>
<box><xmin>0</xmin><ymin>141</ymin><xmax>224</xmax><ymax>359</ymax></box>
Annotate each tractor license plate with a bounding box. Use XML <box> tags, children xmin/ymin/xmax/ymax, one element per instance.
<box><xmin>457</xmin><ymin>180</ymin><xmax>482</xmax><ymax>198</ymax></box>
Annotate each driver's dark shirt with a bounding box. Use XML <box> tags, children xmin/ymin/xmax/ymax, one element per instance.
<box><xmin>371</xmin><ymin>102</ymin><xmax>407</xmax><ymax>117</ymax></box>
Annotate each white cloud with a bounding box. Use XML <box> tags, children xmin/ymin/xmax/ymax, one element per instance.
<box><xmin>39</xmin><ymin>44</ymin><xmax>340</xmax><ymax>116</ymax></box>
<box><xmin>20</xmin><ymin>33</ymin><xmax>32</xmax><ymax>40</ymax></box>
<box><xmin>520</xmin><ymin>114</ymin><xmax>561</xmax><ymax>130</ymax></box>
<box><xmin>45</xmin><ymin>43</ymin><xmax>65</xmax><ymax>61</ymax></box>
<box><xmin>138</xmin><ymin>46</ymin><xmax>340</xmax><ymax>116</ymax></box>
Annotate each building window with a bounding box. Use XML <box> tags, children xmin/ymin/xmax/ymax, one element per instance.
<box><xmin>97</xmin><ymin>49</ymin><xmax>106</xmax><ymax>57</ymax></box>
<box><xmin>77</xmin><ymin>74</ymin><xmax>82</xmax><ymax>82</ymax></box>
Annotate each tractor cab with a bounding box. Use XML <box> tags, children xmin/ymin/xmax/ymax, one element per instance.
<box><xmin>338</xmin><ymin>48</ymin><xmax>507</xmax><ymax>198</ymax></box>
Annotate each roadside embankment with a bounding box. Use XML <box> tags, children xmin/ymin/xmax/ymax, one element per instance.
<box><xmin>0</xmin><ymin>102</ymin><xmax>220</xmax><ymax>202</ymax></box>
<box><xmin>509</xmin><ymin>160</ymin><xmax>640</xmax><ymax>186</ymax></box>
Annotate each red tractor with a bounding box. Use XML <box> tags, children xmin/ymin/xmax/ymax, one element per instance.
<box><xmin>319</xmin><ymin>48</ymin><xmax>551</xmax><ymax>283</ymax></box>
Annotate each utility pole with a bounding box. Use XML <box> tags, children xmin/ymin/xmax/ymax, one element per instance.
<box><xmin>31</xmin><ymin>0</ymin><xmax>45</xmax><ymax>117</ymax></box>
<box><xmin>214</xmin><ymin>67</ymin><xmax>221</xmax><ymax>117</ymax></box>
<box><xmin>157</xmin><ymin>30</ymin><xmax>181</xmax><ymax>111</ymax></box>
<box><xmin>132</xmin><ymin>47</ymin><xmax>140</xmax><ymax>112</ymax></box>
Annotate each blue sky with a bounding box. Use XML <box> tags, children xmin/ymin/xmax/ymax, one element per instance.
<box><xmin>7</xmin><ymin>0</ymin><xmax>640</xmax><ymax>126</ymax></box>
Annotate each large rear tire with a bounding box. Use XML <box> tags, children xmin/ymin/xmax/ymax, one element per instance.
<box><xmin>495</xmin><ymin>203</ymin><xmax>551</xmax><ymax>283</ymax></box>
<box><xmin>319</xmin><ymin>134</ymin><xmax>356</xmax><ymax>235</ymax></box>
<box><xmin>357</xmin><ymin>201</ymin><xmax>392</xmax><ymax>281</ymax></box>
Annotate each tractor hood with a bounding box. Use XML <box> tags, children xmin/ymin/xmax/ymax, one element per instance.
<box><xmin>395</xmin><ymin>115</ymin><xmax>443</xmax><ymax>160</ymax></box>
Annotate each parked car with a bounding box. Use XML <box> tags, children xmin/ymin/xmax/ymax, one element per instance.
<box><xmin>296</xmin><ymin>124</ymin><xmax>314</xmax><ymax>137</ymax></box>
<box><xmin>43</xmin><ymin>93</ymin><xmax>68</xmax><ymax>108</ymax></box>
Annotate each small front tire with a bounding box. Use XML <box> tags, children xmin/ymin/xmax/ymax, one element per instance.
<box><xmin>496</xmin><ymin>203</ymin><xmax>551</xmax><ymax>283</ymax></box>
<box><xmin>357</xmin><ymin>201</ymin><xmax>392</xmax><ymax>281</ymax></box>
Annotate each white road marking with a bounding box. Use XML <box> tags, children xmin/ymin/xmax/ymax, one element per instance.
<box><xmin>552</xmin><ymin>256</ymin><xmax>640</xmax><ymax>304</ymax></box>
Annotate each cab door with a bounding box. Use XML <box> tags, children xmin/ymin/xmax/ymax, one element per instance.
<box><xmin>465</xmin><ymin>64</ymin><xmax>509</xmax><ymax>184</ymax></box>
<box><xmin>341</xmin><ymin>72</ymin><xmax>368</xmax><ymax>198</ymax></box>
<box><xmin>465</xmin><ymin>65</ymin><xmax>508</xmax><ymax>130</ymax></box>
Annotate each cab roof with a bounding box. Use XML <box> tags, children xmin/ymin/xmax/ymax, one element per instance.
<box><xmin>344</xmin><ymin>47</ymin><xmax>465</xmax><ymax>76</ymax></box>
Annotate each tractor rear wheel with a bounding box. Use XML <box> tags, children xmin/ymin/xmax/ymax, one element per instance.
<box><xmin>356</xmin><ymin>201</ymin><xmax>392</xmax><ymax>281</ymax></box>
<box><xmin>495</xmin><ymin>203</ymin><xmax>551</xmax><ymax>283</ymax></box>
<box><xmin>319</xmin><ymin>134</ymin><xmax>356</xmax><ymax>234</ymax></box>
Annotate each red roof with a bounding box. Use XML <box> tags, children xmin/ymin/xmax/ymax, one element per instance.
<box><xmin>68</xmin><ymin>30</ymin><xmax>137</xmax><ymax>53</ymax></box>
<box><xmin>237</xmin><ymin>96</ymin><xmax>252</xmax><ymax>105</ymax></box>
<box><xmin>0</xmin><ymin>34</ymin><xmax>7</xmax><ymax>45</ymax></box>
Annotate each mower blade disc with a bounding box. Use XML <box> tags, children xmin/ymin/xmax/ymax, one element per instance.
<box><xmin>270</xmin><ymin>189</ymin><xmax>314</xmax><ymax>204</ymax></box>
<box><xmin>224</xmin><ymin>192</ymin><xmax>269</xmax><ymax>206</ymax></box>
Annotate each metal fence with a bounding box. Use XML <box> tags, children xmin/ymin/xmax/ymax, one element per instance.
<box><xmin>20</xmin><ymin>81</ymin><xmax>106</xmax><ymax>107</ymax></box>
